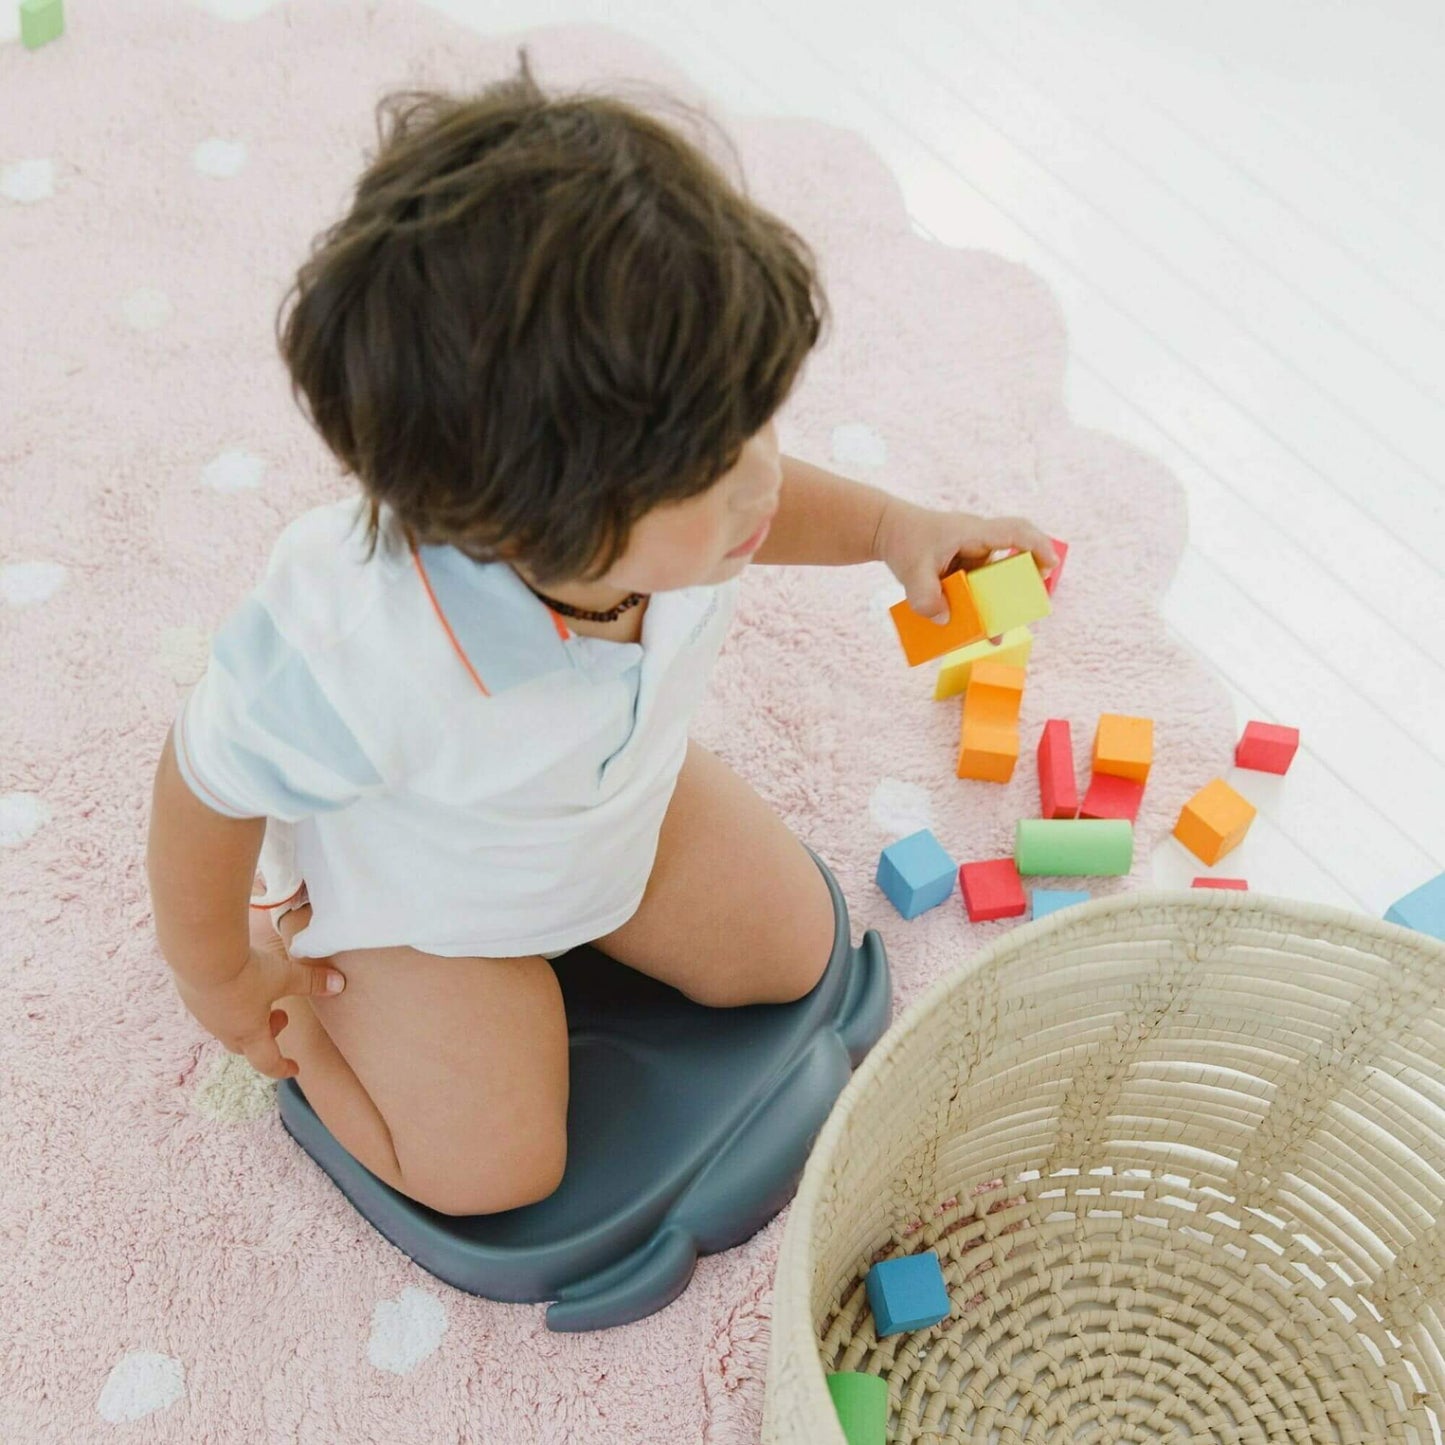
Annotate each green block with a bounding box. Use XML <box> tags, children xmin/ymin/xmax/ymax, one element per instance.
<box><xmin>21</xmin><ymin>0</ymin><xmax>65</xmax><ymax>48</ymax></box>
<box><xmin>1016</xmin><ymin>818</ymin><xmax>1133</xmax><ymax>876</ymax></box>
<box><xmin>966</xmin><ymin>551</ymin><xmax>1052</xmax><ymax>636</ymax></box>
<box><xmin>826</xmin><ymin>1372</ymin><xmax>888</xmax><ymax>1445</ymax></box>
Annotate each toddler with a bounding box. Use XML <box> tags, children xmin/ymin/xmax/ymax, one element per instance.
<box><xmin>146</xmin><ymin>49</ymin><xmax>1056</xmax><ymax>1219</ymax></box>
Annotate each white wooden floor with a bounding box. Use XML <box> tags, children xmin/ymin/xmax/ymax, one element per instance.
<box><xmin>430</xmin><ymin>0</ymin><xmax>1445</xmax><ymax>918</ymax></box>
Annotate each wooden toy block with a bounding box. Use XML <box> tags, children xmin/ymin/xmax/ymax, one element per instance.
<box><xmin>959</xmin><ymin>858</ymin><xmax>1027</xmax><ymax>922</ymax></box>
<box><xmin>1043</xmin><ymin>537</ymin><xmax>1069</xmax><ymax>596</ymax></box>
<box><xmin>934</xmin><ymin>625</ymin><xmax>1033</xmax><ymax>700</ymax></box>
<box><xmin>1193</xmin><ymin>877</ymin><xmax>1248</xmax><ymax>890</ymax></box>
<box><xmin>1384</xmin><ymin>871</ymin><xmax>1445</xmax><ymax>942</ymax></box>
<box><xmin>890</xmin><ymin>571</ymin><xmax>985</xmax><ymax>667</ymax></box>
<box><xmin>1079</xmin><ymin>771</ymin><xmax>1145</xmax><ymax>823</ymax></box>
<box><xmin>1092</xmin><ymin>714</ymin><xmax>1154</xmax><ymax>784</ymax></box>
<box><xmin>1235</xmin><ymin>720</ymin><xmax>1300</xmax><ymax>774</ymax></box>
<box><xmin>1015</xmin><ymin>818</ymin><xmax>1133</xmax><ymax>876</ymax></box>
<box><xmin>1037</xmin><ymin>719</ymin><xmax>1079</xmax><ymax>819</ymax></box>
<box><xmin>826</xmin><ymin>1373</ymin><xmax>888</xmax><ymax>1445</ymax></box>
<box><xmin>865</xmin><ymin>1251</ymin><xmax>951</xmax><ymax>1335</ymax></box>
<box><xmin>876</xmin><ymin>829</ymin><xmax>957</xmax><ymax>919</ymax></box>
<box><xmin>957</xmin><ymin>660</ymin><xmax>1025</xmax><ymax>783</ymax></box>
<box><xmin>21</xmin><ymin>0</ymin><xmax>64</xmax><ymax>48</ymax></box>
<box><xmin>1173</xmin><ymin>778</ymin><xmax>1256</xmax><ymax>866</ymax></box>
<box><xmin>1031</xmin><ymin>887</ymin><xmax>1090</xmax><ymax>919</ymax></box>
<box><xmin>957</xmin><ymin>720</ymin><xmax>1020</xmax><ymax>783</ymax></box>
<box><xmin>965</xmin><ymin>550</ymin><xmax>1053</xmax><ymax>637</ymax></box>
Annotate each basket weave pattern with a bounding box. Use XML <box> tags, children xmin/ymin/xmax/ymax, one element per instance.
<box><xmin>764</xmin><ymin>894</ymin><xmax>1445</xmax><ymax>1443</ymax></box>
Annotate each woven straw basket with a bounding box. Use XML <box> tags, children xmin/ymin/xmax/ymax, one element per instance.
<box><xmin>763</xmin><ymin>891</ymin><xmax>1445</xmax><ymax>1444</ymax></box>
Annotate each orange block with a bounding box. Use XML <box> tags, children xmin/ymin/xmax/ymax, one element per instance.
<box><xmin>957</xmin><ymin>661</ymin><xmax>1025</xmax><ymax>782</ymax></box>
<box><xmin>1173</xmin><ymin>778</ymin><xmax>1257</xmax><ymax>865</ymax></box>
<box><xmin>1093</xmin><ymin>713</ymin><xmax>1154</xmax><ymax>784</ymax></box>
<box><xmin>890</xmin><ymin>571</ymin><xmax>985</xmax><ymax>667</ymax></box>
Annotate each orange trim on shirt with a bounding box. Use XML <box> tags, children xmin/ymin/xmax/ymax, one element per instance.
<box><xmin>409</xmin><ymin>539</ymin><xmax>491</xmax><ymax>698</ymax></box>
<box><xmin>174</xmin><ymin>696</ymin><xmax>252</xmax><ymax>819</ymax></box>
<box><xmin>249</xmin><ymin>881</ymin><xmax>307</xmax><ymax>912</ymax></box>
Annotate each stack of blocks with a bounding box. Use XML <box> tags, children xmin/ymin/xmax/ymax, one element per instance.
<box><xmin>1081</xmin><ymin>714</ymin><xmax>1153</xmax><ymax>823</ymax></box>
<box><xmin>957</xmin><ymin>661</ymin><xmax>1026</xmax><ymax>783</ymax></box>
<box><xmin>877</xmin><ymin>546</ymin><xmax>1322</xmax><ymax>927</ymax></box>
<box><xmin>935</xmin><ymin>626</ymin><xmax>1033</xmax><ymax>701</ymax></box>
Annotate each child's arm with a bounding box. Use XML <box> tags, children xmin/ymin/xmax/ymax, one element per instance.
<box><xmin>755</xmin><ymin>452</ymin><xmax>1058</xmax><ymax>619</ymax></box>
<box><xmin>146</xmin><ymin>724</ymin><xmax>266</xmax><ymax>989</ymax></box>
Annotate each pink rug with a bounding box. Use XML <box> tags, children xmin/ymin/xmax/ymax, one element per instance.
<box><xmin>0</xmin><ymin>2</ymin><xmax>1235</xmax><ymax>1439</ymax></box>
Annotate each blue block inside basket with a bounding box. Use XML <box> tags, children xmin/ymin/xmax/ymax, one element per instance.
<box><xmin>866</xmin><ymin>1250</ymin><xmax>952</xmax><ymax>1335</ymax></box>
<box><xmin>276</xmin><ymin>846</ymin><xmax>891</xmax><ymax>1331</ymax></box>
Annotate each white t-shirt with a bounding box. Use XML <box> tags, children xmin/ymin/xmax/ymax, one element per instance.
<box><xmin>173</xmin><ymin>497</ymin><xmax>739</xmax><ymax>960</ymax></box>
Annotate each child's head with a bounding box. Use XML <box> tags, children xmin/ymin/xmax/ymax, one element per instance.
<box><xmin>275</xmin><ymin>47</ymin><xmax>831</xmax><ymax>594</ymax></box>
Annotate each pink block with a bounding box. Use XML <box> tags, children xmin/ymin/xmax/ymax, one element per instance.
<box><xmin>1235</xmin><ymin>720</ymin><xmax>1299</xmax><ymax>774</ymax></box>
<box><xmin>1037</xmin><ymin>719</ymin><xmax>1079</xmax><ymax>819</ymax></box>
<box><xmin>1192</xmin><ymin>877</ymin><xmax>1249</xmax><ymax>890</ymax></box>
<box><xmin>1079</xmin><ymin>771</ymin><xmax>1145</xmax><ymax>823</ymax></box>
<box><xmin>959</xmin><ymin>858</ymin><xmax>1027</xmax><ymax>922</ymax></box>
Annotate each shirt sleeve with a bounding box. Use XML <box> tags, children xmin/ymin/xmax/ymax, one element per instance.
<box><xmin>172</xmin><ymin>594</ymin><xmax>386</xmax><ymax>823</ymax></box>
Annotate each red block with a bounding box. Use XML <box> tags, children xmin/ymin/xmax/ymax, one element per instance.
<box><xmin>1043</xmin><ymin>538</ymin><xmax>1069</xmax><ymax>596</ymax></box>
<box><xmin>1079</xmin><ymin>771</ymin><xmax>1145</xmax><ymax>823</ymax></box>
<box><xmin>1192</xmin><ymin>877</ymin><xmax>1249</xmax><ymax>890</ymax></box>
<box><xmin>1235</xmin><ymin>720</ymin><xmax>1299</xmax><ymax>774</ymax></box>
<box><xmin>959</xmin><ymin>859</ymin><xmax>1027</xmax><ymax>922</ymax></box>
<box><xmin>1037</xmin><ymin>719</ymin><xmax>1079</xmax><ymax>819</ymax></box>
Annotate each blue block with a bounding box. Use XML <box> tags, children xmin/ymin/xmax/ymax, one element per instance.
<box><xmin>876</xmin><ymin>829</ymin><xmax>957</xmax><ymax>920</ymax></box>
<box><xmin>1385</xmin><ymin>872</ymin><xmax>1445</xmax><ymax>942</ymax></box>
<box><xmin>1030</xmin><ymin>888</ymin><xmax>1090</xmax><ymax>920</ymax></box>
<box><xmin>865</xmin><ymin>1250</ymin><xmax>951</xmax><ymax>1335</ymax></box>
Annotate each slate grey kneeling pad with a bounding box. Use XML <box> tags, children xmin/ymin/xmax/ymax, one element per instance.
<box><xmin>276</xmin><ymin>846</ymin><xmax>891</xmax><ymax>1331</ymax></box>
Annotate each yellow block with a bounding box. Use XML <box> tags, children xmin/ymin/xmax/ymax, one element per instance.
<box><xmin>934</xmin><ymin>626</ymin><xmax>1034</xmax><ymax>701</ymax></box>
<box><xmin>1173</xmin><ymin>778</ymin><xmax>1256</xmax><ymax>865</ymax></box>
<box><xmin>965</xmin><ymin>551</ymin><xmax>1053</xmax><ymax>637</ymax></box>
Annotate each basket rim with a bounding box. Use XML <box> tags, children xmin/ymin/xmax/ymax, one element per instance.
<box><xmin>766</xmin><ymin>887</ymin><xmax>1445</xmax><ymax>1442</ymax></box>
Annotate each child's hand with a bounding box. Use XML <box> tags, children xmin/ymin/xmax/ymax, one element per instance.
<box><xmin>873</xmin><ymin>498</ymin><xmax>1058</xmax><ymax>620</ymax></box>
<box><xmin>171</xmin><ymin>911</ymin><xmax>346</xmax><ymax>1082</ymax></box>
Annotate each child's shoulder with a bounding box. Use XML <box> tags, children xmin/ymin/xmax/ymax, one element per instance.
<box><xmin>251</xmin><ymin>496</ymin><xmax>396</xmax><ymax>650</ymax></box>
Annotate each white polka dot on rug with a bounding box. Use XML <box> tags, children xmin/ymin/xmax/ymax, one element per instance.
<box><xmin>96</xmin><ymin>1350</ymin><xmax>185</xmax><ymax>1423</ymax></box>
<box><xmin>830</xmin><ymin>421</ymin><xmax>888</xmax><ymax>470</ymax></box>
<box><xmin>368</xmin><ymin>1286</ymin><xmax>448</xmax><ymax>1375</ymax></box>
<box><xmin>0</xmin><ymin>793</ymin><xmax>51</xmax><ymax>847</ymax></box>
<box><xmin>200</xmin><ymin>449</ymin><xmax>265</xmax><ymax>493</ymax></box>
<box><xmin>869</xmin><ymin>777</ymin><xmax>933</xmax><ymax>838</ymax></box>
<box><xmin>121</xmin><ymin>287</ymin><xmax>174</xmax><ymax>332</ymax></box>
<box><xmin>156</xmin><ymin>624</ymin><xmax>211</xmax><ymax>685</ymax></box>
<box><xmin>0</xmin><ymin>560</ymin><xmax>67</xmax><ymax>607</ymax></box>
<box><xmin>190</xmin><ymin>1051</ymin><xmax>278</xmax><ymax>1124</ymax></box>
<box><xmin>1</xmin><ymin>158</ymin><xmax>54</xmax><ymax>204</ymax></box>
<box><xmin>192</xmin><ymin>137</ymin><xmax>248</xmax><ymax>179</ymax></box>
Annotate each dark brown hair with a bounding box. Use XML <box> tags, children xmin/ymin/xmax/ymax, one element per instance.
<box><xmin>274</xmin><ymin>46</ymin><xmax>831</xmax><ymax>585</ymax></box>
